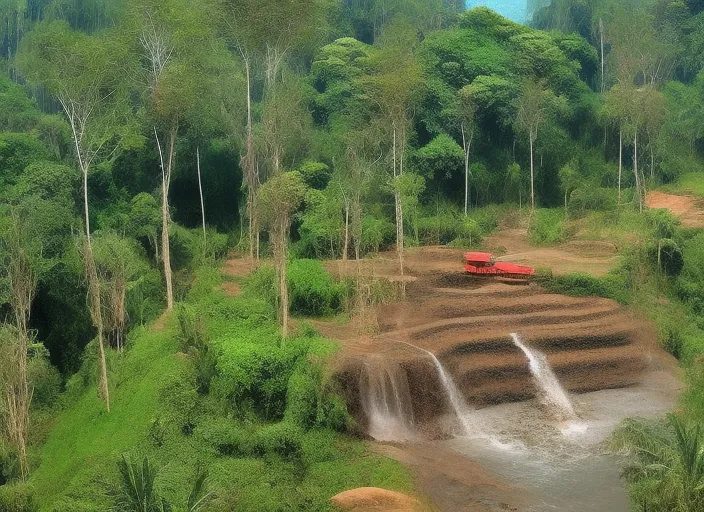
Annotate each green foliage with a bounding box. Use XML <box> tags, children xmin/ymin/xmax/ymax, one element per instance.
<box><xmin>0</xmin><ymin>77</ymin><xmax>42</xmax><ymax>132</ymax></box>
<box><xmin>361</xmin><ymin>215</ymin><xmax>396</xmax><ymax>254</ymax></box>
<box><xmin>537</xmin><ymin>271</ymin><xmax>631</xmax><ymax>304</ymax></box>
<box><xmin>211</xmin><ymin>340</ymin><xmax>303</xmax><ymax>421</ymax></box>
<box><xmin>287</xmin><ymin>259</ymin><xmax>342</xmax><ymax>317</ymax></box>
<box><xmin>195</xmin><ymin>419</ymin><xmax>255</xmax><ymax>457</ymax></box>
<box><xmin>676</xmin><ymin>233</ymin><xmax>704</xmax><ymax>313</ymax></box>
<box><xmin>665</xmin><ymin>172</ymin><xmax>704</xmax><ymax>198</ymax></box>
<box><xmin>649</xmin><ymin>239</ymin><xmax>685</xmax><ymax>277</ymax></box>
<box><xmin>414</xmin><ymin>133</ymin><xmax>464</xmax><ymax>182</ymax></box>
<box><xmin>528</xmin><ymin>208</ymin><xmax>572</xmax><ymax>246</ymax></box>
<box><xmin>298</xmin><ymin>161</ymin><xmax>332</xmax><ymax>190</ymax></box>
<box><xmin>176</xmin><ymin>304</ymin><xmax>216</xmax><ymax>394</ymax></box>
<box><xmin>0</xmin><ymin>483</ymin><xmax>38</xmax><ymax>512</ymax></box>
<box><xmin>243</xmin><ymin>266</ymin><xmax>278</xmax><ymax>308</ymax></box>
<box><xmin>9</xmin><ymin>161</ymin><xmax>79</xmax><ymax>203</ymax></box>
<box><xmin>257</xmin><ymin>172</ymin><xmax>308</xmax><ymax>231</ymax></box>
<box><xmin>0</xmin><ymin>133</ymin><xmax>49</xmax><ymax>190</ymax></box>
<box><xmin>611</xmin><ymin>415</ymin><xmax>704</xmax><ymax>512</ymax></box>
<box><xmin>567</xmin><ymin>186</ymin><xmax>618</xmax><ymax>215</ymax></box>
<box><xmin>296</xmin><ymin>187</ymin><xmax>343</xmax><ymax>259</ymax></box>
<box><xmin>27</xmin><ymin>346</ymin><xmax>62</xmax><ymax>409</ymax></box>
<box><xmin>116</xmin><ymin>454</ymin><xmax>167</xmax><ymax>512</ymax></box>
<box><xmin>254</xmin><ymin>422</ymin><xmax>305</xmax><ymax>461</ymax></box>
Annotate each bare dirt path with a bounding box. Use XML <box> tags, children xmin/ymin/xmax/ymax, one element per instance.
<box><xmin>646</xmin><ymin>191</ymin><xmax>704</xmax><ymax>228</ymax></box>
<box><xmin>483</xmin><ymin>227</ymin><xmax>619</xmax><ymax>276</ymax></box>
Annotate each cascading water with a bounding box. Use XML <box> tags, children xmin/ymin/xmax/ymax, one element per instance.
<box><xmin>359</xmin><ymin>357</ymin><xmax>416</xmax><ymax>441</ymax></box>
<box><xmin>394</xmin><ymin>341</ymin><xmax>473</xmax><ymax>436</ymax></box>
<box><xmin>510</xmin><ymin>332</ymin><xmax>578</xmax><ymax>422</ymax></box>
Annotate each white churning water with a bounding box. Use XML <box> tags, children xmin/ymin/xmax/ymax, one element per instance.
<box><xmin>510</xmin><ymin>332</ymin><xmax>579</xmax><ymax>423</ymax></box>
<box><xmin>359</xmin><ymin>358</ymin><xmax>416</xmax><ymax>442</ymax></box>
<box><xmin>395</xmin><ymin>340</ymin><xmax>474</xmax><ymax>436</ymax></box>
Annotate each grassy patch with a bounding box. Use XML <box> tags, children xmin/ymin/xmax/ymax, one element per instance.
<box><xmin>528</xmin><ymin>208</ymin><xmax>574</xmax><ymax>246</ymax></box>
<box><xmin>663</xmin><ymin>172</ymin><xmax>704</xmax><ymax>198</ymax></box>
<box><xmin>30</xmin><ymin>325</ymin><xmax>184</xmax><ymax>508</ymax></box>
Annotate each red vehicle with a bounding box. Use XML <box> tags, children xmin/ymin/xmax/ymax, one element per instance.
<box><xmin>464</xmin><ymin>252</ymin><xmax>535</xmax><ymax>279</ymax></box>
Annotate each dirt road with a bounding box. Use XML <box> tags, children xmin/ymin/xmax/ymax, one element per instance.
<box><xmin>646</xmin><ymin>191</ymin><xmax>704</xmax><ymax>228</ymax></box>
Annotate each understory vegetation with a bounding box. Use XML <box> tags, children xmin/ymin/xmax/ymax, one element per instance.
<box><xmin>1</xmin><ymin>269</ymin><xmax>411</xmax><ymax>511</ymax></box>
<box><xmin>1</xmin><ymin>0</ymin><xmax>704</xmax><ymax>510</ymax></box>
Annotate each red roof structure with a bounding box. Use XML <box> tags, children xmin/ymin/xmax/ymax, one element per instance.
<box><xmin>463</xmin><ymin>252</ymin><xmax>535</xmax><ymax>279</ymax></box>
<box><xmin>464</xmin><ymin>252</ymin><xmax>493</xmax><ymax>263</ymax></box>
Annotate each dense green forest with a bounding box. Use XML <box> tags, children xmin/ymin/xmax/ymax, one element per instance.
<box><xmin>2</xmin><ymin>0</ymin><xmax>704</xmax><ymax>510</ymax></box>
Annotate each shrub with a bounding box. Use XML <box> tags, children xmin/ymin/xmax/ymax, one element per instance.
<box><xmin>567</xmin><ymin>186</ymin><xmax>617</xmax><ymax>215</ymax></box>
<box><xmin>285</xmin><ymin>369</ymin><xmax>319</xmax><ymax>429</ymax></box>
<box><xmin>317</xmin><ymin>393</ymin><xmax>352</xmax><ymax>433</ymax></box>
<box><xmin>659</xmin><ymin>323</ymin><xmax>685</xmax><ymax>359</ymax></box>
<box><xmin>254</xmin><ymin>422</ymin><xmax>304</xmax><ymax>461</ymax></box>
<box><xmin>201</xmin><ymin>229</ymin><xmax>230</xmax><ymax>262</ymax></box>
<box><xmin>645</xmin><ymin>208</ymin><xmax>680</xmax><ymax>239</ymax></box>
<box><xmin>175</xmin><ymin>305</ymin><xmax>215</xmax><ymax>394</ymax></box>
<box><xmin>0</xmin><ymin>442</ymin><xmax>19</xmax><ymax>485</ymax></box>
<box><xmin>169</xmin><ymin>224</ymin><xmax>199</xmax><ymax>271</ymax></box>
<box><xmin>288</xmin><ymin>259</ymin><xmax>342</xmax><ymax>317</ymax></box>
<box><xmin>207</xmin><ymin>296</ymin><xmax>275</xmax><ymax>325</ymax></box>
<box><xmin>186</xmin><ymin>266</ymin><xmax>222</xmax><ymax>304</ymax></box>
<box><xmin>27</xmin><ymin>349</ymin><xmax>62</xmax><ymax>408</ymax></box>
<box><xmin>212</xmin><ymin>343</ymin><xmax>304</xmax><ymax>421</ymax></box>
<box><xmin>297</xmin><ymin>161</ymin><xmax>331</xmax><ymax>190</ymax></box>
<box><xmin>648</xmin><ymin>239</ymin><xmax>684</xmax><ymax>277</ymax></box>
<box><xmin>416</xmin><ymin>205</ymin><xmax>499</xmax><ymax>247</ymax></box>
<box><xmin>196</xmin><ymin>419</ymin><xmax>255</xmax><ymax>457</ymax></box>
<box><xmin>676</xmin><ymin>233</ymin><xmax>704</xmax><ymax>314</ymax></box>
<box><xmin>528</xmin><ymin>209</ymin><xmax>572</xmax><ymax>246</ymax></box>
<box><xmin>244</xmin><ymin>266</ymin><xmax>277</xmax><ymax>307</ymax></box>
<box><xmin>0</xmin><ymin>483</ymin><xmax>38</xmax><ymax>512</ymax></box>
<box><xmin>539</xmin><ymin>272</ymin><xmax>630</xmax><ymax>303</ymax></box>
<box><xmin>361</xmin><ymin>215</ymin><xmax>395</xmax><ymax>254</ymax></box>
<box><xmin>127</xmin><ymin>267</ymin><xmax>164</xmax><ymax>326</ymax></box>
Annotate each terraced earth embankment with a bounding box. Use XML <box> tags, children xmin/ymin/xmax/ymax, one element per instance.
<box><xmin>330</xmin><ymin>246</ymin><xmax>662</xmax><ymax>434</ymax></box>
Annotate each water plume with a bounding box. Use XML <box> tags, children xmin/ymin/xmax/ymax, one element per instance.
<box><xmin>510</xmin><ymin>332</ymin><xmax>578</xmax><ymax>422</ymax></box>
<box><xmin>394</xmin><ymin>340</ymin><xmax>473</xmax><ymax>436</ymax></box>
<box><xmin>359</xmin><ymin>357</ymin><xmax>415</xmax><ymax>441</ymax></box>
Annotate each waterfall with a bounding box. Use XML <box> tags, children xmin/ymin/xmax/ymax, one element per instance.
<box><xmin>359</xmin><ymin>358</ymin><xmax>415</xmax><ymax>441</ymax></box>
<box><xmin>510</xmin><ymin>332</ymin><xmax>578</xmax><ymax>422</ymax></box>
<box><xmin>394</xmin><ymin>341</ymin><xmax>473</xmax><ymax>436</ymax></box>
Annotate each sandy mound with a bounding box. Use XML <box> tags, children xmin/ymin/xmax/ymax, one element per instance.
<box><xmin>331</xmin><ymin>487</ymin><xmax>427</xmax><ymax>511</ymax></box>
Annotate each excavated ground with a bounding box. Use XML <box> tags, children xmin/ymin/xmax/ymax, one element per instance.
<box><xmin>329</xmin><ymin>246</ymin><xmax>662</xmax><ymax>435</ymax></box>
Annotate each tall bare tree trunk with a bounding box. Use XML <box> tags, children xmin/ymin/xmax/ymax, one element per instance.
<box><xmin>343</xmin><ymin>200</ymin><xmax>350</xmax><ymax>262</ymax></box>
<box><xmin>618</xmin><ymin>127</ymin><xmax>623</xmax><ymax>204</ymax></box>
<box><xmin>246</xmin><ymin>61</ymin><xmax>255</xmax><ymax>259</ymax></box>
<box><xmin>197</xmin><ymin>146</ymin><xmax>206</xmax><ymax>252</ymax></box>
<box><xmin>156</xmin><ymin>126</ymin><xmax>176</xmax><ymax>311</ymax></box>
<box><xmin>529</xmin><ymin>133</ymin><xmax>535</xmax><ymax>210</ymax></box>
<box><xmin>599</xmin><ymin>18</ymin><xmax>605</xmax><ymax>94</ymax></box>
<box><xmin>3</xmin><ymin>212</ymin><xmax>37</xmax><ymax>480</ymax></box>
<box><xmin>650</xmin><ymin>143</ymin><xmax>655</xmax><ymax>181</ymax></box>
<box><xmin>462</xmin><ymin>122</ymin><xmax>472</xmax><ymax>216</ymax></box>
<box><xmin>392</xmin><ymin>125</ymin><xmax>405</xmax><ymax>283</ymax></box>
<box><xmin>281</xmin><ymin>236</ymin><xmax>288</xmax><ymax>338</ymax></box>
<box><xmin>353</xmin><ymin>191</ymin><xmax>362</xmax><ymax>262</ymax></box>
<box><xmin>66</xmin><ymin>111</ymin><xmax>110</xmax><ymax>412</ymax></box>
<box><xmin>634</xmin><ymin>130</ymin><xmax>642</xmax><ymax>212</ymax></box>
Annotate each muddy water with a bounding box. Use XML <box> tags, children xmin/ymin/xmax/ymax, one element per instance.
<box><xmin>440</xmin><ymin>370</ymin><xmax>680</xmax><ymax>511</ymax></box>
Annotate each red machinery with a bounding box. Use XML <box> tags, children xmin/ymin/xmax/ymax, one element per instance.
<box><xmin>464</xmin><ymin>252</ymin><xmax>535</xmax><ymax>279</ymax></box>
